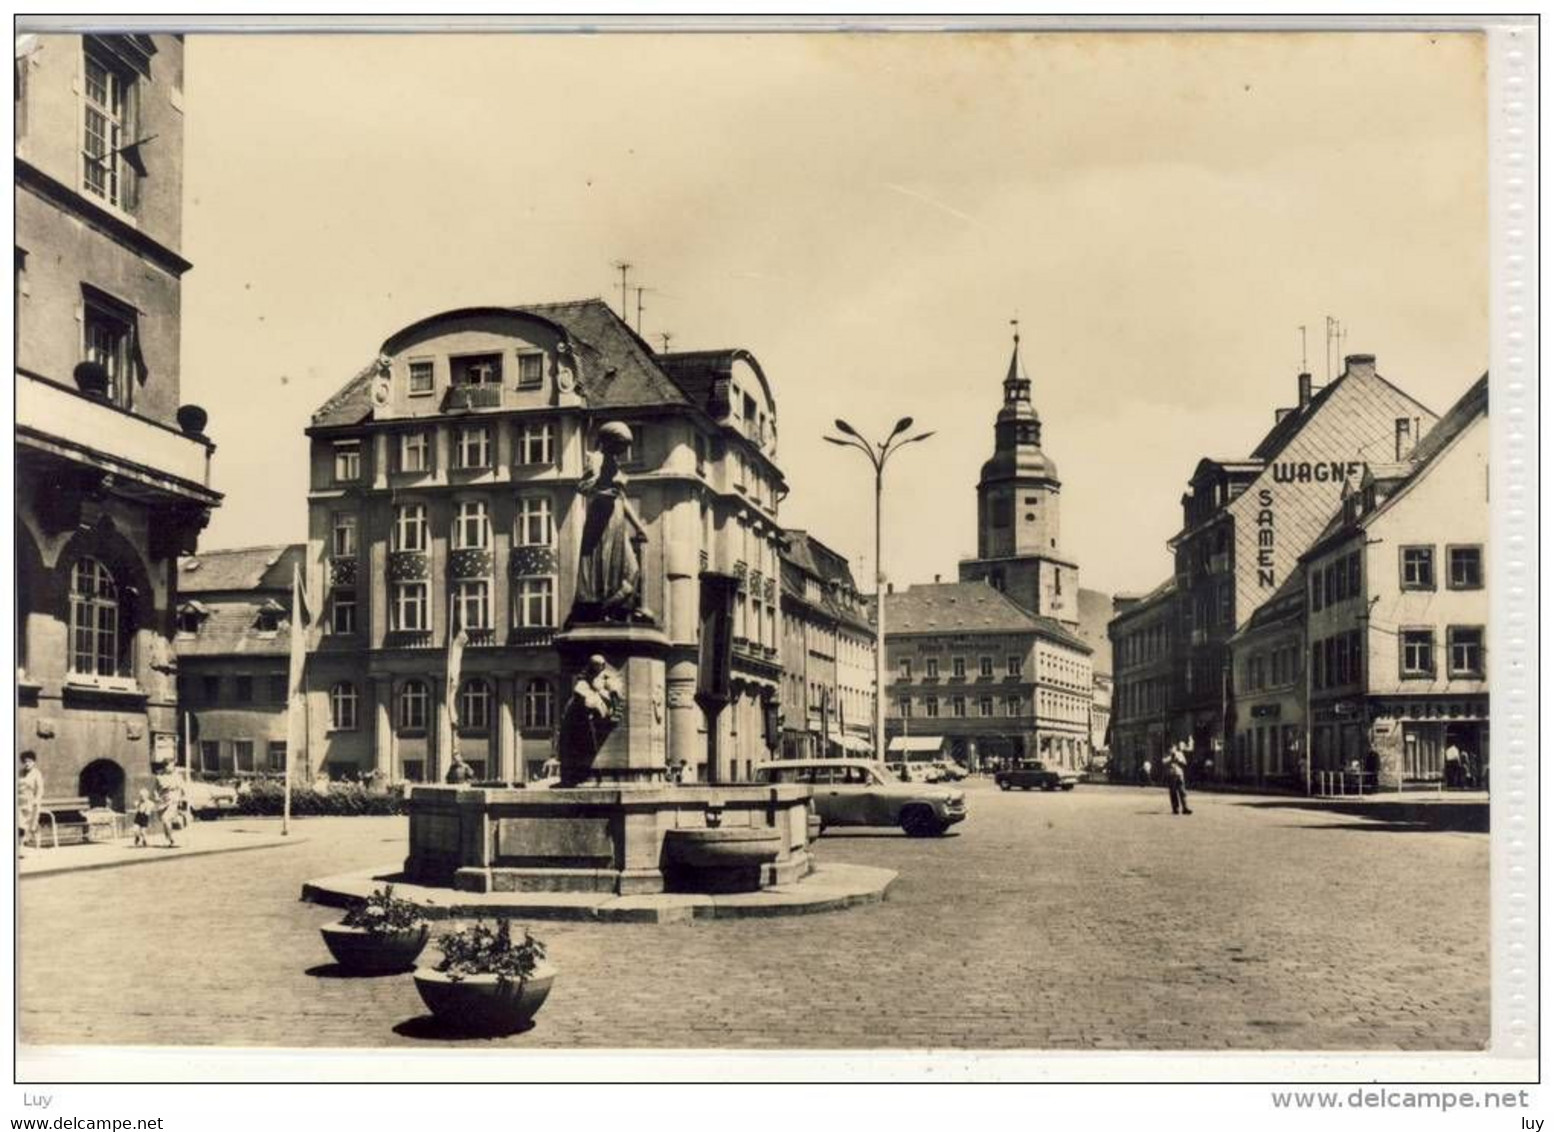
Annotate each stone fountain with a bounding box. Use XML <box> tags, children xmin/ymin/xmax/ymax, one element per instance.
<box><xmin>401</xmin><ymin>422</ymin><xmax>813</xmax><ymax>898</ymax></box>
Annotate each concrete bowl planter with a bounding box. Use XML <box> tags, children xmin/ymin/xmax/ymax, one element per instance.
<box><xmin>412</xmin><ymin>962</ymin><xmax>558</xmax><ymax>1035</ymax></box>
<box><xmin>320</xmin><ymin>922</ymin><xmax>430</xmax><ymax>975</ymax></box>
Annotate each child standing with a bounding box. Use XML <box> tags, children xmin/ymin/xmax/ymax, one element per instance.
<box><xmin>132</xmin><ymin>789</ymin><xmax>156</xmax><ymax>847</ymax></box>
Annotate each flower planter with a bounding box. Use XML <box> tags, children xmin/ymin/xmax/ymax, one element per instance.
<box><xmin>320</xmin><ymin>922</ymin><xmax>429</xmax><ymax>974</ymax></box>
<box><xmin>412</xmin><ymin>962</ymin><xmax>558</xmax><ymax>1034</ymax></box>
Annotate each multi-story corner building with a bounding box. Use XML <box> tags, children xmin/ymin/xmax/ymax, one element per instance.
<box><xmin>884</xmin><ymin>581</ymin><xmax>1092</xmax><ymax>772</ymax></box>
<box><xmin>1225</xmin><ymin>571</ymin><xmax>1306</xmax><ymax>789</ymax></box>
<box><xmin>778</xmin><ymin>530</ymin><xmax>876</xmax><ymax>759</ymax></box>
<box><xmin>1299</xmin><ymin>374</ymin><xmax>1489</xmax><ymax>790</ymax></box>
<box><xmin>173</xmin><ymin>545</ymin><xmax>303</xmax><ymax>779</ymax></box>
<box><xmin>300</xmin><ymin>301</ymin><xmax>785</xmax><ymax>785</ymax></box>
<box><xmin>1165</xmin><ymin>356</ymin><xmax>1438</xmax><ymax>764</ymax></box>
<box><xmin>15</xmin><ymin>33</ymin><xmax>220</xmax><ymax>811</ymax></box>
<box><xmin>1106</xmin><ymin>579</ymin><xmax>1179</xmax><ymax>781</ymax></box>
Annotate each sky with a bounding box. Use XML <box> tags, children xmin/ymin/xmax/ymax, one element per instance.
<box><xmin>180</xmin><ymin>30</ymin><xmax>1488</xmax><ymax>598</ymax></box>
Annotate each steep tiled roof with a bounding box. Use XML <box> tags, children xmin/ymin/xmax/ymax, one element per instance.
<box><xmin>309</xmin><ymin>299</ymin><xmax>693</xmax><ymax>429</ymax></box>
<box><xmin>781</xmin><ymin>529</ymin><xmax>873</xmax><ymax>634</ymax></box>
<box><xmin>886</xmin><ymin>581</ymin><xmax>1091</xmax><ymax>653</ymax></box>
<box><xmin>1300</xmin><ymin>372</ymin><xmax>1488</xmax><ymax>562</ymax></box>
<box><xmin>1236</xmin><ymin>566</ymin><xmax>1308</xmax><ymax>639</ymax></box>
<box><xmin>178</xmin><ymin>545</ymin><xmax>302</xmax><ymax>595</ymax></box>
<box><xmin>173</xmin><ymin>601</ymin><xmax>293</xmax><ymax>658</ymax></box>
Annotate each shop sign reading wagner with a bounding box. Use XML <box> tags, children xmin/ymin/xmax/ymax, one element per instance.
<box><xmin>1255</xmin><ymin>460</ymin><xmax>1366</xmax><ymax>589</ymax></box>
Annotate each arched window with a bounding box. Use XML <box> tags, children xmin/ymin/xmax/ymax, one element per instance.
<box><xmin>330</xmin><ymin>682</ymin><xmax>359</xmax><ymax>731</ymax></box>
<box><xmin>459</xmin><ymin>677</ymin><xmax>491</xmax><ymax>731</ymax></box>
<box><xmin>523</xmin><ymin>678</ymin><xmax>553</xmax><ymax>730</ymax></box>
<box><xmin>69</xmin><ymin>557</ymin><xmax>119</xmax><ymax>676</ymax></box>
<box><xmin>397</xmin><ymin>679</ymin><xmax>428</xmax><ymax>731</ymax></box>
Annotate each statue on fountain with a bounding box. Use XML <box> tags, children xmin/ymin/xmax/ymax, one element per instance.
<box><xmin>567</xmin><ymin>421</ymin><xmax>655</xmax><ymax>626</ymax></box>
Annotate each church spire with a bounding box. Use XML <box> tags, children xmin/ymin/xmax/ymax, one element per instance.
<box><xmin>1005</xmin><ymin>318</ymin><xmax>1031</xmax><ymax>393</ymax></box>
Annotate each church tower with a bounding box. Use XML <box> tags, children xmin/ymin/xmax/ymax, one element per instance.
<box><xmin>958</xmin><ymin>326</ymin><xmax>1080</xmax><ymax>626</ymax></box>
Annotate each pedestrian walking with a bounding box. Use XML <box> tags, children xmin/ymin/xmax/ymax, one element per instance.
<box><xmin>1164</xmin><ymin>744</ymin><xmax>1192</xmax><ymax>816</ymax></box>
<box><xmin>154</xmin><ymin>760</ymin><xmax>184</xmax><ymax>848</ymax></box>
<box><xmin>17</xmin><ymin>750</ymin><xmax>43</xmax><ymax>854</ymax></box>
<box><xmin>132</xmin><ymin>789</ymin><xmax>156</xmax><ymax>847</ymax></box>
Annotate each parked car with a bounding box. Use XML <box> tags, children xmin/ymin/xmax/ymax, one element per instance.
<box><xmin>994</xmin><ymin>760</ymin><xmax>1079</xmax><ymax>792</ymax></box>
<box><xmin>931</xmin><ymin>760</ymin><xmax>968</xmax><ymax>782</ymax></box>
<box><xmin>754</xmin><ymin>758</ymin><xmax>967</xmax><ymax>837</ymax></box>
<box><xmin>167</xmin><ymin>771</ymin><xmax>239</xmax><ymax>827</ymax></box>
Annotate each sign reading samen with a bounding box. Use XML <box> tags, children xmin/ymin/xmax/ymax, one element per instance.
<box><xmin>1253</xmin><ymin>461</ymin><xmax>1368</xmax><ymax>589</ymax></box>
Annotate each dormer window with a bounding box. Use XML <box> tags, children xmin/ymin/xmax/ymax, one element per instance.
<box><xmin>407</xmin><ymin>359</ymin><xmax>434</xmax><ymax>396</ymax></box>
<box><xmin>255</xmin><ymin>599</ymin><xmax>285</xmax><ymax>635</ymax></box>
<box><xmin>452</xmin><ymin>353</ymin><xmax>502</xmax><ymax>386</ymax></box>
<box><xmin>175</xmin><ymin>601</ymin><xmax>209</xmax><ymax>637</ymax></box>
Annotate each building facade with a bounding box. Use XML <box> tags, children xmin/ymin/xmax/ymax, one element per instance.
<box><xmin>778</xmin><ymin>530</ymin><xmax>876</xmax><ymax>759</ymax></box>
<box><xmin>1225</xmin><ymin>571</ymin><xmax>1306</xmax><ymax>789</ymax></box>
<box><xmin>884</xmin><ymin>581</ymin><xmax>1092</xmax><ymax>772</ymax></box>
<box><xmin>173</xmin><ymin>546</ymin><xmax>302</xmax><ymax>779</ymax></box>
<box><xmin>1106</xmin><ymin>579</ymin><xmax>1179</xmax><ymax>782</ymax></box>
<box><xmin>15</xmin><ymin>33</ymin><xmax>220</xmax><ymax>811</ymax></box>
<box><xmin>1164</xmin><ymin>356</ymin><xmax>1439</xmax><ymax>764</ymax></box>
<box><xmin>1301</xmin><ymin>375</ymin><xmax>1489</xmax><ymax>790</ymax></box>
<box><xmin>299</xmin><ymin>301</ymin><xmax>785</xmax><ymax>785</ymax></box>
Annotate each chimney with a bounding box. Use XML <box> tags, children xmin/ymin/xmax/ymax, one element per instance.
<box><xmin>1297</xmin><ymin>372</ymin><xmax>1313</xmax><ymax>408</ymax></box>
<box><xmin>1344</xmin><ymin>353</ymin><xmax>1376</xmax><ymax>379</ymax></box>
<box><xmin>934</xmin><ymin>574</ymin><xmax>942</xmax><ymax>584</ymax></box>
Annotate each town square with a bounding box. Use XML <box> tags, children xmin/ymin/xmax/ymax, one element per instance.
<box><xmin>12</xmin><ymin>20</ymin><xmax>1517</xmax><ymax>1084</ymax></box>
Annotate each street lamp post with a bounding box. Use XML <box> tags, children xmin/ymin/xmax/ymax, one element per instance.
<box><xmin>824</xmin><ymin>417</ymin><xmax>935</xmax><ymax>762</ymax></box>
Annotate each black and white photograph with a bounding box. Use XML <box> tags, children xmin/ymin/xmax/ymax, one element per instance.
<box><xmin>10</xmin><ymin>13</ymin><xmax>1536</xmax><ymax>1107</ymax></box>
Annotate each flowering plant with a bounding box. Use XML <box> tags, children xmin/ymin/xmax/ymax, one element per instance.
<box><xmin>434</xmin><ymin>919</ymin><xmax>546</xmax><ymax>984</ymax></box>
<box><xmin>339</xmin><ymin>885</ymin><xmax>427</xmax><ymax>936</ymax></box>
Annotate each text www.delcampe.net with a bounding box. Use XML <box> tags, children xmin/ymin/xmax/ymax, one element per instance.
<box><xmin>1270</xmin><ymin>1089</ymin><xmax>1532</xmax><ymax>1112</ymax></box>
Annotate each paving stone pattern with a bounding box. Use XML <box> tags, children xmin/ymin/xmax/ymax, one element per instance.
<box><xmin>19</xmin><ymin>783</ymin><xmax>1488</xmax><ymax>1051</ymax></box>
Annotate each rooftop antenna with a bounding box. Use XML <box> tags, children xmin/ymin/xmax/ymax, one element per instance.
<box><xmin>634</xmin><ymin>284</ymin><xmax>649</xmax><ymax>335</ymax></box>
<box><xmin>1324</xmin><ymin>315</ymin><xmax>1338</xmax><ymax>383</ymax></box>
<box><xmin>658</xmin><ymin>331</ymin><xmax>675</xmax><ymax>352</ymax></box>
<box><xmin>610</xmin><ymin>260</ymin><xmax>633</xmax><ymax>320</ymax></box>
<box><xmin>1298</xmin><ymin>324</ymin><xmax>1308</xmax><ymax>372</ymax></box>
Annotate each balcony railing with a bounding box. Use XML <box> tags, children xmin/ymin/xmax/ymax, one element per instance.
<box><xmin>441</xmin><ymin>385</ymin><xmax>502</xmax><ymax>411</ymax></box>
<box><xmin>385</xmin><ymin>629</ymin><xmax>436</xmax><ymax>649</ymax></box>
<box><xmin>508</xmin><ymin>627</ymin><xmax>555</xmax><ymax>648</ymax></box>
<box><xmin>466</xmin><ymin>628</ymin><xmax>498</xmax><ymax>647</ymax></box>
<box><xmin>17</xmin><ymin>369</ymin><xmax>214</xmax><ymax>496</ymax></box>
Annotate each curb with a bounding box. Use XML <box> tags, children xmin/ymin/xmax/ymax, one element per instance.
<box><xmin>20</xmin><ymin>836</ymin><xmax>306</xmax><ymax>880</ymax></box>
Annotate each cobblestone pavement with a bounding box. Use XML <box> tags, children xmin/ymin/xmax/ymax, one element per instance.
<box><xmin>19</xmin><ymin>782</ymin><xmax>1488</xmax><ymax>1051</ymax></box>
